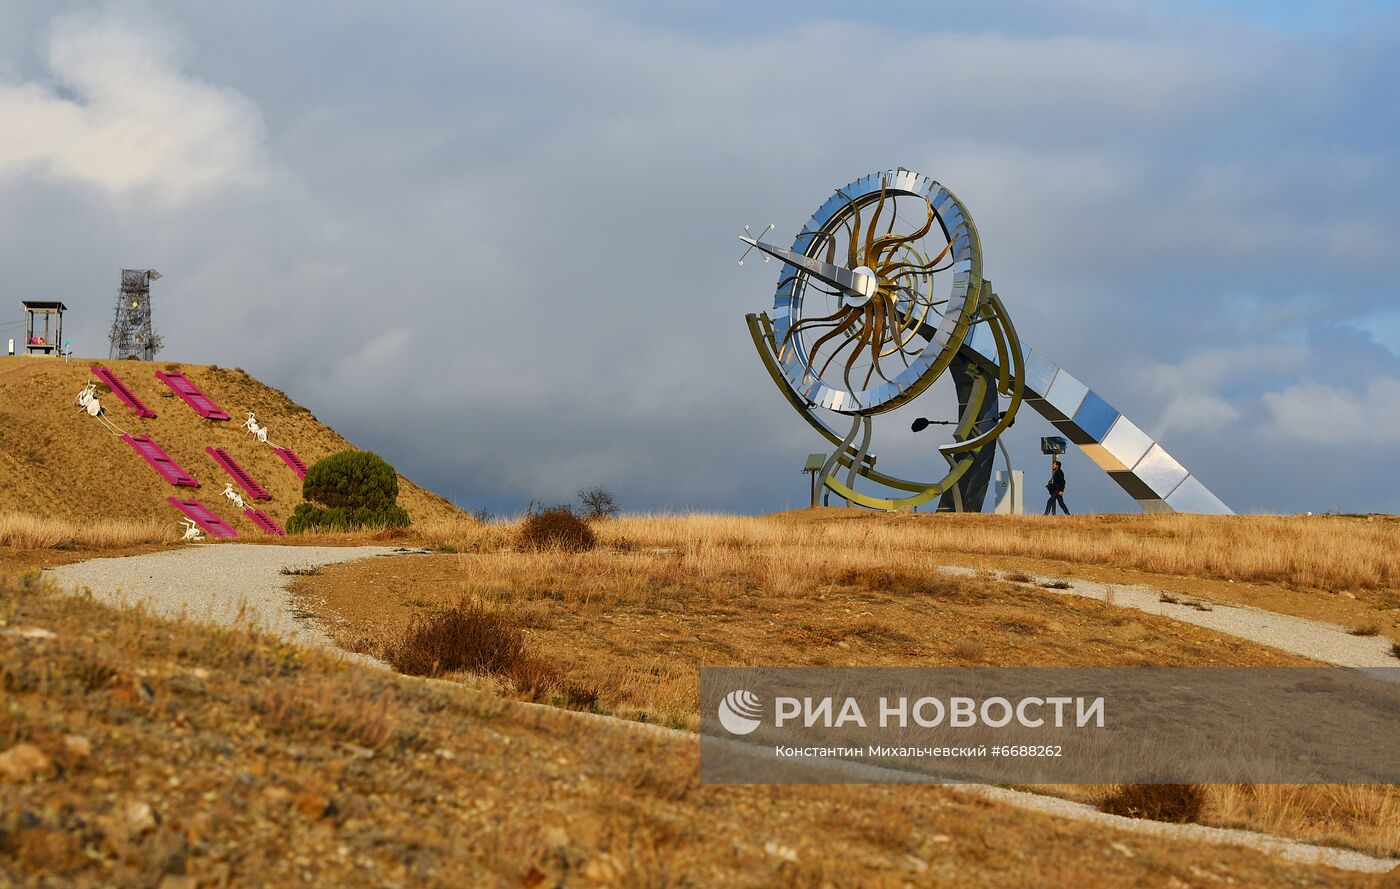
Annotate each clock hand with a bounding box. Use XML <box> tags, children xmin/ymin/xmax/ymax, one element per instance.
<box><xmin>739</xmin><ymin>237</ymin><xmax>878</xmax><ymax>306</ymax></box>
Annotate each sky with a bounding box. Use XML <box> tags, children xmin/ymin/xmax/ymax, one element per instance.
<box><xmin>1</xmin><ymin>0</ymin><xmax>1398</xmax><ymax>516</ymax></box>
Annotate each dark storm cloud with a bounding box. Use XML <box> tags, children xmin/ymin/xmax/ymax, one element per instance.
<box><xmin>2</xmin><ymin>0</ymin><xmax>1398</xmax><ymax>514</ymax></box>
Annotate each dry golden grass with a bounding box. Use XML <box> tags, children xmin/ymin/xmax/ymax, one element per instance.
<box><xmin>0</xmin><ymin>511</ymin><xmax>177</xmax><ymax>549</ymax></box>
<box><xmin>295</xmin><ymin>513</ymin><xmax>1371</xmax><ymax>730</ymax></box>
<box><xmin>290</xmin><ymin>511</ymin><xmax>1400</xmax><ymax>857</ymax></box>
<box><xmin>1037</xmin><ymin>782</ymin><xmax>1400</xmax><ymax>858</ymax></box>
<box><xmin>365</xmin><ymin>510</ymin><xmax>1400</xmax><ymax>594</ymax></box>
<box><xmin>1209</xmin><ymin>784</ymin><xmax>1400</xmax><ymax>856</ymax></box>
<box><xmin>5</xmin><ymin>572</ymin><xmax>1368</xmax><ymax>888</ymax></box>
<box><xmin>622</xmin><ymin>510</ymin><xmax>1400</xmax><ymax>592</ymax></box>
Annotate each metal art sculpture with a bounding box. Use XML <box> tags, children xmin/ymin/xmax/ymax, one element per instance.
<box><xmin>179</xmin><ymin>518</ymin><xmax>205</xmax><ymax>542</ymax></box>
<box><xmin>75</xmin><ymin>382</ymin><xmax>105</xmax><ymax>418</ymax></box>
<box><xmin>244</xmin><ymin>411</ymin><xmax>271</xmax><ymax>445</ymax></box>
<box><xmin>740</xmin><ymin>168</ymin><xmax>1232</xmax><ymax>514</ymax></box>
<box><xmin>109</xmin><ymin>269</ymin><xmax>163</xmax><ymax>361</ymax></box>
<box><xmin>221</xmin><ymin>482</ymin><xmax>248</xmax><ymax>512</ymax></box>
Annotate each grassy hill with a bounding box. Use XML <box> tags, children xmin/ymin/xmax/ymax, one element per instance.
<box><xmin>0</xmin><ymin>570</ymin><xmax>1380</xmax><ymax>887</ymax></box>
<box><xmin>0</xmin><ymin>355</ymin><xmax>461</xmax><ymax>534</ymax></box>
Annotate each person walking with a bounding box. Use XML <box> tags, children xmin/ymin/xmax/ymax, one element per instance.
<box><xmin>1044</xmin><ymin>459</ymin><xmax>1070</xmax><ymax>515</ymax></box>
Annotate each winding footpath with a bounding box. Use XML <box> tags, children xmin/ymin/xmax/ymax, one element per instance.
<box><xmin>44</xmin><ymin>543</ymin><xmax>1400</xmax><ymax>876</ymax></box>
<box><xmin>47</xmin><ymin>544</ymin><xmax>419</xmax><ymax>649</ymax></box>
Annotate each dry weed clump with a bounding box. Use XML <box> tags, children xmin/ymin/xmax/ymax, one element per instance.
<box><xmin>951</xmin><ymin>639</ymin><xmax>985</xmax><ymax>661</ymax></box>
<box><xmin>1098</xmin><ymin>784</ymin><xmax>1206</xmax><ymax>823</ymax></box>
<box><xmin>518</xmin><ymin>508</ymin><xmax>596</xmax><ymax>552</ymax></box>
<box><xmin>388</xmin><ymin>600</ymin><xmax>560</xmax><ymax>695</ymax></box>
<box><xmin>389</xmin><ymin>600</ymin><xmax>524</xmax><ymax>676</ymax></box>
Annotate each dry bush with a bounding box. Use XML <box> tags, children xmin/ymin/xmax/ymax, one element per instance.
<box><xmin>563</xmin><ymin>683</ymin><xmax>601</xmax><ymax>710</ymax></box>
<box><xmin>0</xmin><ymin>512</ymin><xmax>176</xmax><ymax>549</ymax></box>
<box><xmin>1348</xmin><ymin>623</ymin><xmax>1381</xmax><ymax>637</ymax></box>
<box><xmin>389</xmin><ymin>600</ymin><xmax>530</xmax><ymax>678</ymax></box>
<box><xmin>1099</xmin><ymin>784</ymin><xmax>1206</xmax><ymax>823</ymax></box>
<box><xmin>510</xmin><ymin>655</ymin><xmax>562</xmax><ymax>699</ymax></box>
<box><xmin>951</xmin><ymin>639</ymin><xmax>984</xmax><ymax>661</ymax></box>
<box><xmin>1039</xmin><ymin>579</ymin><xmax>1072</xmax><ymax>590</ymax></box>
<box><xmin>1005</xmin><ymin>571</ymin><xmax>1033</xmax><ymax>583</ymax></box>
<box><xmin>519</xmin><ymin>508</ymin><xmax>596</xmax><ymax>552</ymax></box>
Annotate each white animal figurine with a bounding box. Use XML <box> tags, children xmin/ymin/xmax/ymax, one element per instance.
<box><xmin>75</xmin><ymin>382</ymin><xmax>104</xmax><ymax>417</ymax></box>
<box><xmin>244</xmin><ymin>411</ymin><xmax>270</xmax><ymax>444</ymax></box>
<box><xmin>179</xmin><ymin>518</ymin><xmax>204</xmax><ymax>541</ymax></box>
<box><xmin>221</xmin><ymin>482</ymin><xmax>247</xmax><ymax>511</ymax></box>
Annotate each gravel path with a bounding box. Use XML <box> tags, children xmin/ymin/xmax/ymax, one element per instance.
<box><xmin>942</xmin><ymin>566</ymin><xmax>1398</xmax><ymax>670</ymax></box>
<box><xmin>46</xmin><ymin>544</ymin><xmax>419</xmax><ymax>649</ymax></box>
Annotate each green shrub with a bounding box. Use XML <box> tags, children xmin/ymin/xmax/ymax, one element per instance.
<box><xmin>286</xmin><ymin>450</ymin><xmax>411</xmax><ymax>533</ymax></box>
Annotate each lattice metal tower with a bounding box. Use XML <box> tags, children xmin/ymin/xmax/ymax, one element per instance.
<box><xmin>109</xmin><ymin>269</ymin><xmax>164</xmax><ymax>360</ymax></box>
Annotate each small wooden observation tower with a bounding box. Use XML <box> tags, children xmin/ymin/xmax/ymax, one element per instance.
<box><xmin>21</xmin><ymin>300</ymin><xmax>66</xmax><ymax>356</ymax></box>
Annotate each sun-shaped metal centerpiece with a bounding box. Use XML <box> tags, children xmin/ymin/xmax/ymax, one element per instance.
<box><xmin>770</xmin><ymin>169</ymin><xmax>982</xmax><ymax>414</ymax></box>
<box><xmin>743</xmin><ymin>168</ymin><xmax>1025</xmax><ymax>511</ymax></box>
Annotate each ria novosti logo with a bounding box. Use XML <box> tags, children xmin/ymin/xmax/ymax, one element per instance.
<box><xmin>717</xmin><ymin>689</ymin><xmax>763</xmax><ymax>735</ymax></box>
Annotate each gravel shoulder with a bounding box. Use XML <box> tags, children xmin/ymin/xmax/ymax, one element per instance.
<box><xmin>45</xmin><ymin>543</ymin><xmax>421</xmax><ymax>649</ymax></box>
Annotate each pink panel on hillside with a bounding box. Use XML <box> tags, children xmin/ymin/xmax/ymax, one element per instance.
<box><xmin>244</xmin><ymin>508</ymin><xmax>286</xmax><ymax>536</ymax></box>
<box><xmin>90</xmin><ymin>365</ymin><xmax>156</xmax><ymax>418</ymax></box>
<box><xmin>122</xmin><ymin>434</ymin><xmax>198</xmax><ymax>486</ymax></box>
<box><xmin>167</xmin><ymin>497</ymin><xmax>238</xmax><ymax>538</ymax></box>
<box><xmin>205</xmin><ymin>447</ymin><xmax>271</xmax><ymax>500</ymax></box>
<box><xmin>154</xmin><ymin>370</ymin><xmax>230</xmax><ymax>420</ymax></box>
<box><xmin>274</xmin><ymin>447</ymin><xmax>308</xmax><ymax>480</ymax></box>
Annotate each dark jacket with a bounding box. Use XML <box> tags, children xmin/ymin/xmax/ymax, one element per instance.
<box><xmin>1047</xmin><ymin>468</ymin><xmax>1065</xmax><ymax>494</ymax></box>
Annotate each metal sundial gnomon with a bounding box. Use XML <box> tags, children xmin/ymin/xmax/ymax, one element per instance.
<box><xmin>742</xmin><ymin>168</ymin><xmax>1025</xmax><ymax>511</ymax></box>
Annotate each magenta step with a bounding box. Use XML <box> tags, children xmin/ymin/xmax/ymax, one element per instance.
<box><xmin>90</xmin><ymin>365</ymin><xmax>156</xmax><ymax>418</ymax></box>
<box><xmin>244</xmin><ymin>508</ymin><xmax>286</xmax><ymax>536</ymax></box>
<box><xmin>274</xmin><ymin>447</ymin><xmax>308</xmax><ymax>480</ymax></box>
<box><xmin>154</xmin><ymin>370</ymin><xmax>230</xmax><ymax>420</ymax></box>
<box><xmin>123</xmin><ymin>434</ymin><xmax>198</xmax><ymax>486</ymax></box>
<box><xmin>205</xmin><ymin>447</ymin><xmax>271</xmax><ymax>500</ymax></box>
<box><xmin>168</xmin><ymin>497</ymin><xmax>238</xmax><ymax>538</ymax></box>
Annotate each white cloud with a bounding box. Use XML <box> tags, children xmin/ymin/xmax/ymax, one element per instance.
<box><xmin>0</xmin><ymin>3</ymin><xmax>267</xmax><ymax>204</ymax></box>
<box><xmin>1262</xmin><ymin>377</ymin><xmax>1400</xmax><ymax>444</ymax></box>
<box><xmin>1</xmin><ymin>0</ymin><xmax>1398</xmax><ymax>514</ymax></box>
<box><xmin>1156</xmin><ymin>393</ymin><xmax>1240</xmax><ymax>437</ymax></box>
